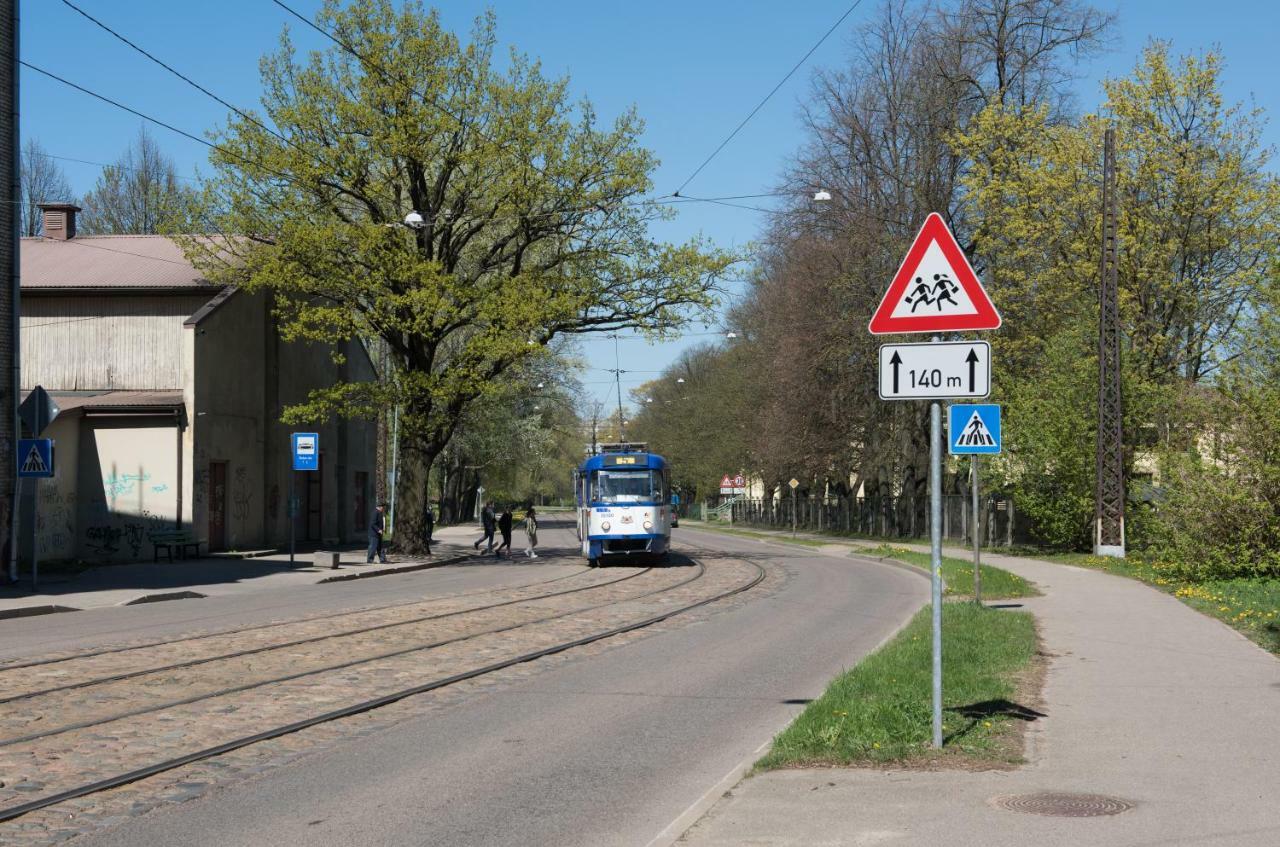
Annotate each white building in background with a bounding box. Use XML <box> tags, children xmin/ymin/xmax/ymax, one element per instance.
<box><xmin>19</xmin><ymin>203</ymin><xmax>377</xmax><ymax>563</ymax></box>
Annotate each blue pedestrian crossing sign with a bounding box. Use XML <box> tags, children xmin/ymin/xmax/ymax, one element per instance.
<box><xmin>292</xmin><ymin>432</ymin><xmax>319</xmax><ymax>471</ymax></box>
<box><xmin>17</xmin><ymin>438</ymin><xmax>54</xmax><ymax>478</ymax></box>
<box><xmin>948</xmin><ymin>404</ymin><xmax>1001</xmax><ymax>455</ymax></box>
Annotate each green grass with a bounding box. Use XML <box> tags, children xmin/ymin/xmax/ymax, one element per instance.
<box><xmin>758</xmin><ymin>603</ymin><xmax>1039</xmax><ymax>769</ymax></box>
<box><xmin>862</xmin><ymin>545</ymin><xmax>1040</xmax><ymax>600</ymax></box>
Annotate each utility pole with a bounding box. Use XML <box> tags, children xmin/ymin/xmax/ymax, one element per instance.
<box><xmin>1095</xmin><ymin>127</ymin><xmax>1126</xmax><ymax>557</ymax></box>
<box><xmin>613</xmin><ymin>334</ymin><xmax>625</xmax><ymax>443</ymax></box>
<box><xmin>1</xmin><ymin>0</ymin><xmax>18</xmax><ymax>583</ymax></box>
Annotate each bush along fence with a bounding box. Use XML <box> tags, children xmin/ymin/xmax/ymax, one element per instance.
<box><xmin>723</xmin><ymin>494</ymin><xmax>1032</xmax><ymax>546</ymax></box>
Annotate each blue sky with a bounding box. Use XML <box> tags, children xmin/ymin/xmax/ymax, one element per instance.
<box><xmin>20</xmin><ymin>0</ymin><xmax>1280</xmax><ymax>410</ymax></box>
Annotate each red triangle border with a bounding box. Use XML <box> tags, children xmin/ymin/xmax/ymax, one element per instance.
<box><xmin>868</xmin><ymin>213</ymin><xmax>1001</xmax><ymax>334</ymax></box>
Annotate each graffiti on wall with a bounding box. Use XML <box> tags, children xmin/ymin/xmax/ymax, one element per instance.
<box><xmin>232</xmin><ymin>466</ymin><xmax>253</xmax><ymax>524</ymax></box>
<box><xmin>103</xmin><ymin>472</ymin><xmax>152</xmax><ymax>499</ymax></box>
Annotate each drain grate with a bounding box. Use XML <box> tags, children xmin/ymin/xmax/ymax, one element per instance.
<box><xmin>991</xmin><ymin>792</ymin><xmax>1134</xmax><ymax>818</ymax></box>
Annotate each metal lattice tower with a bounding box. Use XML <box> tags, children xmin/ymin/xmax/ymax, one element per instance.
<box><xmin>1095</xmin><ymin>127</ymin><xmax>1125</xmax><ymax>557</ymax></box>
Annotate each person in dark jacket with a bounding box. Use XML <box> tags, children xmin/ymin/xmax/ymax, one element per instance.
<box><xmin>473</xmin><ymin>501</ymin><xmax>496</xmax><ymax>553</ymax></box>
<box><xmin>367</xmin><ymin>502</ymin><xmax>388</xmax><ymax>564</ymax></box>
<box><xmin>424</xmin><ymin>501</ymin><xmax>435</xmax><ymax>544</ymax></box>
<box><xmin>495</xmin><ymin>507</ymin><xmax>514</xmax><ymax>557</ymax></box>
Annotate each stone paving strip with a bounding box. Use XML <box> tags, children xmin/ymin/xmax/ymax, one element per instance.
<box><xmin>0</xmin><ymin>565</ymin><xmax>662</xmax><ymax>743</ymax></box>
<box><xmin>0</xmin><ymin>558</ymin><xmax>760</xmax><ymax>821</ymax></box>
<box><xmin>0</xmin><ymin>563</ymin><xmax>596</xmax><ymax>680</ymax></box>
<box><xmin>0</xmin><ymin>553</ymin><xmax>783</xmax><ymax>846</ymax></box>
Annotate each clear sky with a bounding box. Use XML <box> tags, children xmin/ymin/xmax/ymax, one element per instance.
<box><xmin>20</xmin><ymin>0</ymin><xmax>1280</xmax><ymax>412</ymax></box>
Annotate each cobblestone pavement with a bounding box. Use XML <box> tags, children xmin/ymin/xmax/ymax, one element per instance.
<box><xmin>0</xmin><ymin>528</ymin><xmax>779</xmax><ymax>845</ymax></box>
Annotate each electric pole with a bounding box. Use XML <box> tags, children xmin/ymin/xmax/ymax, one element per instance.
<box><xmin>1095</xmin><ymin>126</ymin><xmax>1126</xmax><ymax>557</ymax></box>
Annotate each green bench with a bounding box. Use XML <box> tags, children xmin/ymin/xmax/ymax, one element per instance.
<box><xmin>151</xmin><ymin>530</ymin><xmax>205</xmax><ymax>563</ymax></box>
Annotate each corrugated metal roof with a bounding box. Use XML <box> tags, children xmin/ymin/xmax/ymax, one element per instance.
<box><xmin>20</xmin><ymin>235</ymin><xmax>222</xmax><ymax>290</ymax></box>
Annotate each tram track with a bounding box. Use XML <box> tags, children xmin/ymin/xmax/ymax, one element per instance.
<box><xmin>0</xmin><ymin>551</ymin><xmax>765</xmax><ymax>826</ymax></box>
<box><xmin>0</xmin><ymin>560</ymin><xmax>595</xmax><ymax>674</ymax></box>
<box><xmin>0</xmin><ymin>563</ymin><xmax>635</xmax><ymax>705</ymax></box>
<box><xmin>0</xmin><ymin>563</ymin><xmax>687</xmax><ymax>748</ymax></box>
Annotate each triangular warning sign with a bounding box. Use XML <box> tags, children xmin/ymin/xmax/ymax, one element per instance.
<box><xmin>21</xmin><ymin>443</ymin><xmax>48</xmax><ymax>474</ymax></box>
<box><xmin>869</xmin><ymin>213</ymin><xmax>1001</xmax><ymax>334</ymax></box>
<box><xmin>956</xmin><ymin>410</ymin><xmax>996</xmax><ymax>447</ymax></box>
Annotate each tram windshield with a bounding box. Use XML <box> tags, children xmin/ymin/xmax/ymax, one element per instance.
<box><xmin>592</xmin><ymin>469</ymin><xmax>665</xmax><ymax>504</ymax></box>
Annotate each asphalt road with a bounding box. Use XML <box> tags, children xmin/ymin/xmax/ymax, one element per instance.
<box><xmin>66</xmin><ymin>526</ymin><xmax>928</xmax><ymax>847</ymax></box>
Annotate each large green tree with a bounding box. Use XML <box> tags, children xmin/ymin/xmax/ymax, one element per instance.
<box><xmin>190</xmin><ymin>1</ymin><xmax>732</xmax><ymax>551</ymax></box>
<box><xmin>956</xmin><ymin>44</ymin><xmax>1280</xmax><ymax>547</ymax></box>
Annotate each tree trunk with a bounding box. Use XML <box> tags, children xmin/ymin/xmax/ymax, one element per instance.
<box><xmin>392</xmin><ymin>443</ymin><xmax>434</xmax><ymax>555</ymax></box>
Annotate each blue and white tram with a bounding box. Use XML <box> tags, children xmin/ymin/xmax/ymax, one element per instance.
<box><xmin>574</xmin><ymin>444</ymin><xmax>673</xmax><ymax>566</ymax></box>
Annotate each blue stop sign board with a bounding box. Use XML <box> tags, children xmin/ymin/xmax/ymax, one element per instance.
<box><xmin>948</xmin><ymin>404</ymin><xmax>1001</xmax><ymax>455</ymax></box>
<box><xmin>292</xmin><ymin>432</ymin><xmax>319</xmax><ymax>471</ymax></box>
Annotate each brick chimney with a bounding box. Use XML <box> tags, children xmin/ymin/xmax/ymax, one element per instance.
<box><xmin>38</xmin><ymin>203</ymin><xmax>81</xmax><ymax>240</ymax></box>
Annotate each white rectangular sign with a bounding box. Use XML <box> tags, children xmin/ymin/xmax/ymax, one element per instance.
<box><xmin>878</xmin><ymin>341</ymin><xmax>991</xmax><ymax>400</ymax></box>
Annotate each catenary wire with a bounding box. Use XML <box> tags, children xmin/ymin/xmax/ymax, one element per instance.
<box><xmin>672</xmin><ymin>0</ymin><xmax>865</xmax><ymax>196</ymax></box>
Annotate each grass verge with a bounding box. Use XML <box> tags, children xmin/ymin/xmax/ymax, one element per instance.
<box><xmin>861</xmin><ymin>545</ymin><xmax>1040</xmax><ymax>600</ymax></box>
<box><xmin>758</xmin><ymin>603</ymin><xmax>1039</xmax><ymax>769</ymax></box>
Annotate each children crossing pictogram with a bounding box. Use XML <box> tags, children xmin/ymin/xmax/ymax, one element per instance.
<box><xmin>869</xmin><ymin>213</ymin><xmax>1002</xmax><ymax>334</ymax></box>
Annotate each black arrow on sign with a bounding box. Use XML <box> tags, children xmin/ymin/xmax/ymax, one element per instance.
<box><xmin>966</xmin><ymin>347</ymin><xmax>980</xmax><ymax>393</ymax></box>
<box><xmin>889</xmin><ymin>351</ymin><xmax>903</xmax><ymax>394</ymax></box>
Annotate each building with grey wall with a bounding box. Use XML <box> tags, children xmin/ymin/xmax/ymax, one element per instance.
<box><xmin>19</xmin><ymin>204</ymin><xmax>376</xmax><ymax>563</ymax></box>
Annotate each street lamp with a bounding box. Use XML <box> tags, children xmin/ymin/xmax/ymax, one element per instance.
<box><xmin>403</xmin><ymin>210</ymin><xmax>426</xmax><ymax>229</ymax></box>
<box><xmin>812</xmin><ymin>189</ymin><xmax>832</xmax><ymax>202</ymax></box>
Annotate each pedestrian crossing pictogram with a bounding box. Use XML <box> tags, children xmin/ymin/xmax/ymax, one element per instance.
<box><xmin>21</xmin><ymin>444</ymin><xmax>48</xmax><ymax>474</ymax></box>
<box><xmin>956</xmin><ymin>410</ymin><xmax>996</xmax><ymax>447</ymax></box>
<box><xmin>17</xmin><ymin>438</ymin><xmax>55</xmax><ymax>477</ymax></box>
<box><xmin>948</xmin><ymin>404</ymin><xmax>1002</xmax><ymax>455</ymax></box>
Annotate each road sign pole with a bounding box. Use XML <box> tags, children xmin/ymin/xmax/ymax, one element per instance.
<box><xmin>791</xmin><ymin>487</ymin><xmax>796</xmax><ymax>537</ymax></box>
<box><xmin>930</xmin><ymin>395</ymin><xmax>943</xmax><ymax>750</ymax></box>
<box><xmin>30</xmin><ymin>478</ymin><xmax>36</xmax><ymax>590</ymax></box>
<box><xmin>972</xmin><ymin>455</ymin><xmax>981</xmax><ymax>605</ymax></box>
<box><xmin>288</xmin><ymin>470</ymin><xmax>295</xmax><ymax>568</ymax></box>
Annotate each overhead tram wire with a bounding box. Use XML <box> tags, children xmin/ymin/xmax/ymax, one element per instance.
<box><xmin>670</xmin><ymin>0</ymin><xmax>865</xmax><ymax>197</ymax></box>
<box><xmin>266</xmin><ymin>1</ymin><xmax>795</xmax><ymax>218</ymax></box>
<box><xmin>57</xmin><ymin>0</ymin><xmax>294</xmax><ymax>150</ymax></box>
<box><xmin>18</xmin><ymin>61</ymin><xmax>320</xmax><ymax>222</ymax></box>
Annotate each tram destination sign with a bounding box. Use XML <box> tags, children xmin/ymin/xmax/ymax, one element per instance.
<box><xmin>878</xmin><ymin>340</ymin><xmax>990</xmax><ymax>400</ymax></box>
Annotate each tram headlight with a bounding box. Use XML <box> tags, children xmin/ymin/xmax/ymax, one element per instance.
<box><xmin>601</xmin><ymin>520</ymin><xmax>611</xmax><ymax>532</ymax></box>
<box><xmin>643</xmin><ymin>520</ymin><xmax>653</xmax><ymax>531</ymax></box>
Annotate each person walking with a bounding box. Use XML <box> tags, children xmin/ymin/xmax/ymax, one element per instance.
<box><xmin>495</xmin><ymin>506</ymin><xmax>514</xmax><ymax>557</ymax></box>
<box><xmin>523</xmin><ymin>505</ymin><xmax>539</xmax><ymax>559</ymax></box>
<box><xmin>367</xmin><ymin>502</ymin><xmax>388</xmax><ymax>564</ymax></box>
<box><xmin>473</xmin><ymin>500</ymin><xmax>496</xmax><ymax>553</ymax></box>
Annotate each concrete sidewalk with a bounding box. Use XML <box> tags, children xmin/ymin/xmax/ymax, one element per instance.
<box><xmin>0</xmin><ymin>524</ymin><xmax>482</xmax><ymax>615</ymax></box>
<box><xmin>678</xmin><ymin>529</ymin><xmax>1280</xmax><ymax>846</ymax></box>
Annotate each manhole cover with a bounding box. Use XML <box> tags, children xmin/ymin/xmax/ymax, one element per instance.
<box><xmin>991</xmin><ymin>792</ymin><xmax>1134</xmax><ymax>817</ymax></box>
